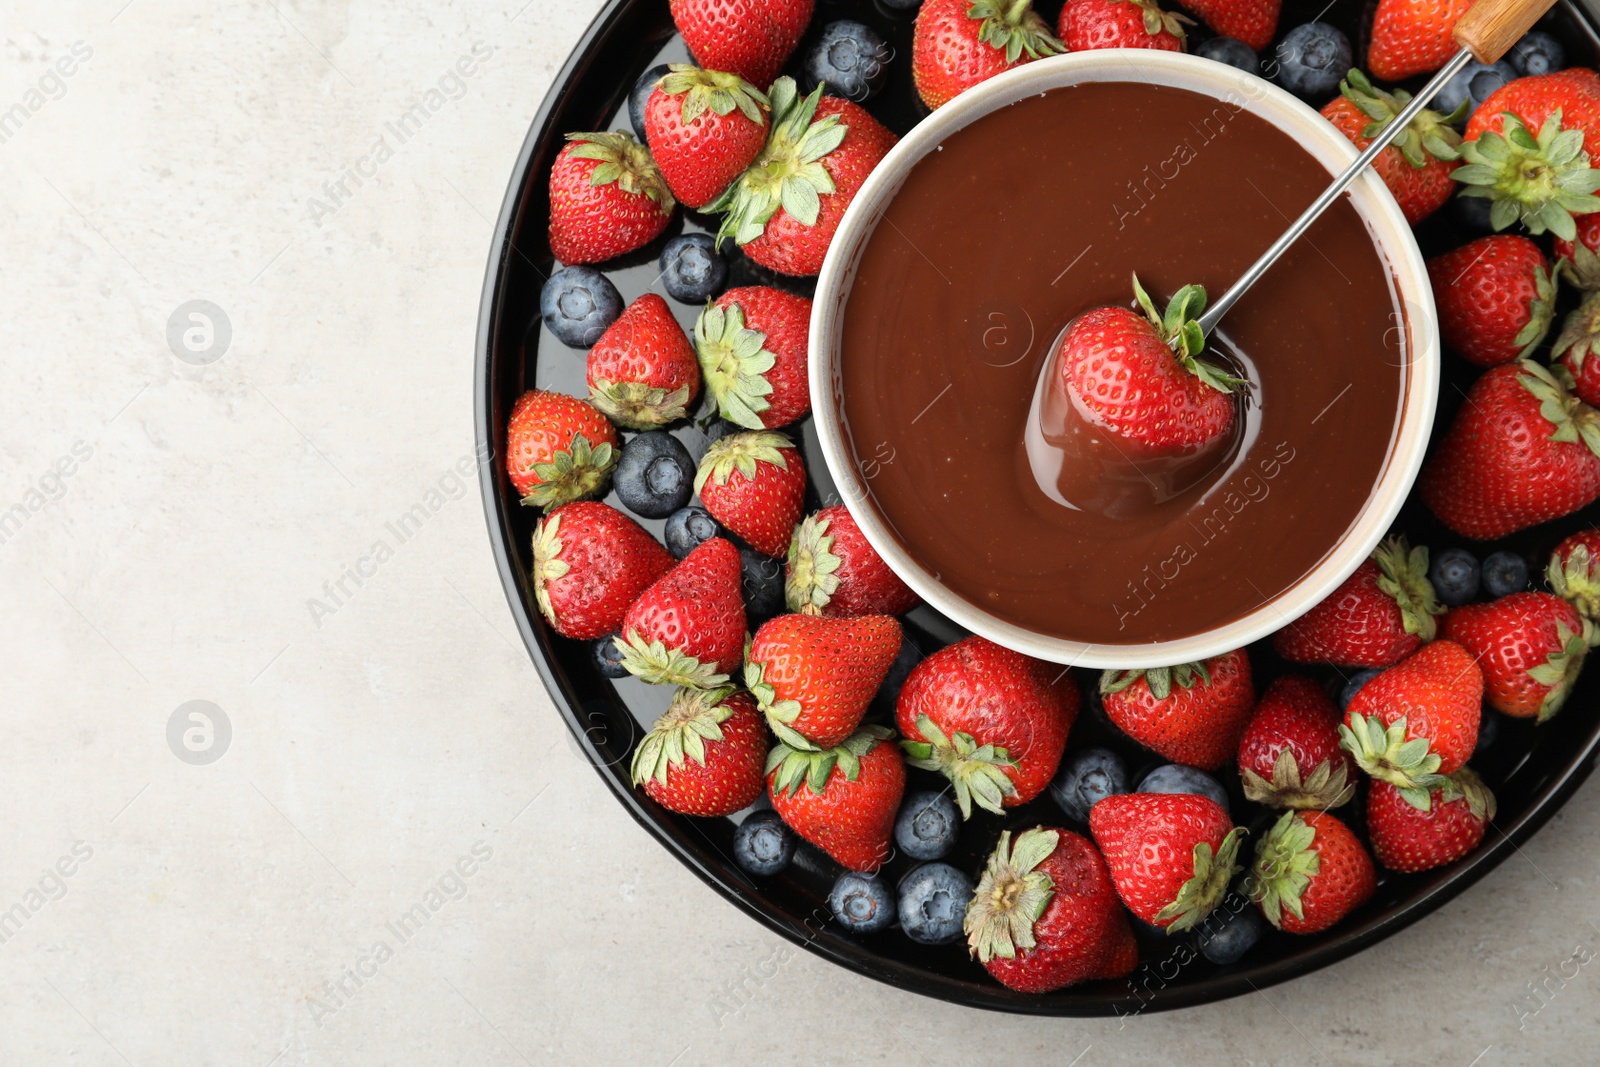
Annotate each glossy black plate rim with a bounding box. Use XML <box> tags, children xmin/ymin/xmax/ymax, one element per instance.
<box><xmin>474</xmin><ymin>0</ymin><xmax>1600</xmax><ymax>1015</ymax></box>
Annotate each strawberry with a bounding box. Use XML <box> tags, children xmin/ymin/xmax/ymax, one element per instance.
<box><xmin>631</xmin><ymin>687</ymin><xmax>767</xmax><ymax>817</ymax></box>
<box><xmin>669</xmin><ymin>0</ymin><xmax>813</xmax><ymax>90</ymax></box>
<box><xmin>911</xmin><ymin>0</ymin><xmax>1063</xmax><ymax>111</ymax></box>
<box><xmin>694</xmin><ymin>430</ymin><xmax>807</xmax><ymax>556</ymax></box>
<box><xmin>1250</xmin><ymin>810</ymin><xmax>1376</xmax><ymax>935</ymax></box>
<box><xmin>694</xmin><ymin>286</ymin><xmax>812</xmax><ymax>430</ymax></box>
<box><xmin>1089</xmin><ymin>792</ymin><xmax>1244</xmax><ymax>931</ymax></box>
<box><xmin>745</xmin><ymin>612</ymin><xmax>903</xmax><ymax>749</ymax></box>
<box><xmin>963</xmin><ymin>827</ymin><xmax>1136</xmax><ymax>993</ymax></box>
<box><xmin>614</xmin><ymin>537</ymin><xmax>746</xmax><ymax>687</ymax></box>
<box><xmin>1439</xmin><ymin>592</ymin><xmax>1591</xmax><ymax>721</ymax></box>
<box><xmin>586</xmin><ymin>293</ymin><xmax>701</xmax><ymax>429</ymax></box>
<box><xmin>1367</xmin><ymin>0</ymin><xmax>1471</xmax><ymax>82</ymax></box>
<box><xmin>531</xmin><ymin>501</ymin><xmax>674</xmax><ymax>640</ymax></box>
<box><xmin>644</xmin><ymin>66</ymin><xmax>769</xmax><ymax>210</ymax></box>
<box><xmin>1552</xmin><ymin>209</ymin><xmax>1600</xmax><ymax>272</ymax></box>
<box><xmin>786</xmin><ymin>506</ymin><xmax>919</xmax><ymax>617</ymax></box>
<box><xmin>1321</xmin><ymin>70</ymin><xmax>1462</xmax><ymax>226</ymax></box>
<box><xmin>1058</xmin><ymin>0</ymin><xmax>1189</xmax><ymax>52</ymax></box>
<box><xmin>767</xmin><ymin>725</ymin><xmax>905</xmax><ymax>872</ymax></box>
<box><xmin>1339</xmin><ymin>639</ymin><xmax>1483</xmax><ymax>807</ymax></box>
<box><xmin>1552</xmin><ymin>289</ymin><xmax>1600</xmax><ymax>408</ymax></box>
<box><xmin>1427</xmin><ymin>236</ymin><xmax>1556</xmax><ymax>367</ymax></box>
<box><xmin>896</xmin><ymin>637</ymin><xmax>1077</xmax><ymax>816</ymax></box>
<box><xmin>1367</xmin><ymin>768</ymin><xmax>1495</xmax><ymax>873</ymax></box>
<box><xmin>1099</xmin><ymin>650</ymin><xmax>1254</xmax><ymax>771</ymax></box>
<box><xmin>1058</xmin><ymin>277</ymin><xmax>1244</xmax><ymax>453</ymax></box>
<box><xmin>710</xmin><ymin>79</ymin><xmax>897</xmax><ymax>278</ymax></box>
<box><xmin>1547</xmin><ymin>528</ymin><xmax>1600</xmax><ymax>619</ymax></box>
<box><xmin>1420</xmin><ymin>360</ymin><xmax>1600</xmax><ymax>540</ymax></box>
<box><xmin>1180</xmin><ymin>0</ymin><xmax>1277</xmax><ymax>50</ymax></box>
<box><xmin>548</xmin><ymin>132</ymin><xmax>674</xmax><ymax>265</ymax></box>
<box><xmin>1271</xmin><ymin>536</ymin><xmax>1442</xmax><ymax>668</ymax></box>
<box><xmin>1236</xmin><ymin>675</ymin><xmax>1357</xmax><ymax>810</ymax></box>
<box><xmin>505</xmin><ymin>389</ymin><xmax>619</xmax><ymax>509</ymax></box>
<box><xmin>1455</xmin><ymin>76</ymin><xmax>1600</xmax><ymax>240</ymax></box>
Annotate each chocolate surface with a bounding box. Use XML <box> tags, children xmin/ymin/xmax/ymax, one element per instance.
<box><xmin>838</xmin><ymin>81</ymin><xmax>1407</xmax><ymax>646</ymax></box>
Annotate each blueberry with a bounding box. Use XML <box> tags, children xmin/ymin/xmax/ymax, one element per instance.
<box><xmin>1510</xmin><ymin>30</ymin><xmax>1565</xmax><ymax>77</ymax></box>
<box><xmin>540</xmin><ymin>266</ymin><xmax>624</xmax><ymax>348</ymax></box>
<box><xmin>1482</xmin><ymin>550</ymin><xmax>1529</xmax><ymax>598</ymax></box>
<box><xmin>1194</xmin><ymin>898</ymin><xmax>1265</xmax><ymax>965</ymax></box>
<box><xmin>829</xmin><ymin>870</ymin><xmax>894</xmax><ymax>933</ymax></box>
<box><xmin>1339</xmin><ymin>667</ymin><xmax>1383</xmax><ymax>711</ymax></box>
<box><xmin>1474</xmin><ymin>708</ymin><xmax>1501</xmax><ymax>760</ymax></box>
<box><xmin>1049</xmin><ymin>746</ymin><xmax>1130</xmax><ymax>823</ymax></box>
<box><xmin>1429</xmin><ymin>547</ymin><xmax>1481</xmax><ymax>607</ymax></box>
<box><xmin>732</xmin><ymin>810</ymin><xmax>795</xmax><ymax>877</ymax></box>
<box><xmin>1273</xmin><ymin>23</ymin><xmax>1351</xmax><ymax>101</ymax></box>
<box><xmin>629</xmin><ymin>63</ymin><xmax>672</xmax><ymax>143</ymax></box>
<box><xmin>613</xmin><ymin>432</ymin><xmax>694</xmax><ymax>518</ymax></box>
<box><xmin>878</xmin><ymin>0</ymin><xmax>922</xmax><ymax>11</ymax></box>
<box><xmin>664</xmin><ymin>504</ymin><xmax>720</xmax><ymax>559</ymax></box>
<box><xmin>894</xmin><ymin>790</ymin><xmax>960</xmax><ymax>861</ymax></box>
<box><xmin>1195</xmin><ymin>36</ymin><xmax>1258</xmax><ymax>73</ymax></box>
<box><xmin>1434</xmin><ymin>60</ymin><xmax>1516</xmax><ymax>122</ymax></box>
<box><xmin>1138</xmin><ymin>764</ymin><xmax>1229</xmax><ymax>815</ymax></box>
<box><xmin>898</xmin><ymin>863</ymin><xmax>974</xmax><ymax>945</ymax></box>
<box><xmin>593</xmin><ymin>634</ymin><xmax>629</xmax><ymax>678</ymax></box>
<box><xmin>659</xmin><ymin>233</ymin><xmax>728</xmax><ymax>304</ymax></box>
<box><xmin>739</xmin><ymin>542</ymin><xmax>786</xmax><ymax>621</ymax></box>
<box><xmin>1451</xmin><ymin>192</ymin><xmax>1496</xmax><ymax>233</ymax></box>
<box><xmin>803</xmin><ymin>21</ymin><xmax>891</xmax><ymax>102</ymax></box>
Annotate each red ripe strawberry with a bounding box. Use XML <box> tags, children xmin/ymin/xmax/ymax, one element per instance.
<box><xmin>710</xmin><ymin>79</ymin><xmax>897</xmax><ymax>277</ymax></box>
<box><xmin>1367</xmin><ymin>0</ymin><xmax>1471</xmax><ymax>82</ymax></box>
<box><xmin>1236</xmin><ymin>675</ymin><xmax>1357</xmax><ymax>810</ymax></box>
<box><xmin>1440</xmin><ymin>592</ymin><xmax>1591</xmax><ymax>721</ymax></box>
<box><xmin>896</xmin><ymin>637</ymin><xmax>1077</xmax><ymax>816</ymax></box>
<box><xmin>694</xmin><ymin>430</ymin><xmax>807</xmax><ymax>556</ymax></box>
<box><xmin>1420</xmin><ymin>361</ymin><xmax>1600</xmax><ymax>540</ymax></box>
<box><xmin>1552</xmin><ymin>289</ymin><xmax>1600</xmax><ymax>408</ymax></box>
<box><xmin>1339</xmin><ymin>639</ymin><xmax>1482</xmax><ymax>807</ymax></box>
<box><xmin>963</xmin><ymin>827</ymin><xmax>1136</xmax><ymax>993</ymax></box>
<box><xmin>1271</xmin><ymin>536</ymin><xmax>1442</xmax><ymax>668</ymax></box>
<box><xmin>694</xmin><ymin>286</ymin><xmax>811</xmax><ymax>430</ymax></box>
<box><xmin>1552</xmin><ymin>208</ymin><xmax>1600</xmax><ymax>270</ymax></box>
<box><xmin>669</xmin><ymin>0</ymin><xmax>812</xmax><ymax>90</ymax></box>
<box><xmin>631</xmin><ymin>687</ymin><xmax>767</xmax><ymax>816</ymax></box>
<box><xmin>1368</xmin><ymin>768</ymin><xmax>1495</xmax><ymax>873</ymax></box>
<box><xmin>644</xmin><ymin>66</ymin><xmax>769</xmax><ymax>210</ymax></box>
<box><xmin>1059</xmin><ymin>277</ymin><xmax>1244</xmax><ymax>453</ymax></box>
<box><xmin>1547</xmin><ymin>528</ymin><xmax>1600</xmax><ymax>619</ymax></box>
<box><xmin>1321</xmin><ymin>71</ymin><xmax>1461</xmax><ymax>226</ymax></box>
<box><xmin>531</xmin><ymin>502</ymin><xmax>674</xmax><ymax>640</ymax></box>
<box><xmin>1180</xmin><ymin>0</ymin><xmax>1277</xmax><ymax>50</ymax></box>
<box><xmin>548</xmin><ymin>132</ymin><xmax>674</xmax><ymax>265</ymax></box>
<box><xmin>615</xmin><ymin>537</ymin><xmax>746</xmax><ymax>687</ymax></box>
<box><xmin>1250</xmin><ymin>810</ymin><xmax>1376</xmax><ymax>935</ymax></box>
<box><xmin>767</xmin><ymin>725</ymin><xmax>905</xmax><ymax>872</ymax></box>
<box><xmin>505</xmin><ymin>390</ymin><xmax>619</xmax><ymax>509</ymax></box>
<box><xmin>1058</xmin><ymin>0</ymin><xmax>1189</xmax><ymax>52</ymax></box>
<box><xmin>786</xmin><ymin>506</ymin><xmax>918</xmax><ymax>617</ymax></box>
<box><xmin>911</xmin><ymin>0</ymin><xmax>1063</xmax><ymax>111</ymax></box>
<box><xmin>1099</xmin><ymin>650</ymin><xmax>1254</xmax><ymax>771</ymax></box>
<box><xmin>745</xmin><ymin>612</ymin><xmax>903</xmax><ymax>748</ymax></box>
<box><xmin>586</xmin><ymin>293</ymin><xmax>701</xmax><ymax>429</ymax></box>
<box><xmin>1427</xmin><ymin>236</ymin><xmax>1556</xmax><ymax>367</ymax></box>
<box><xmin>1089</xmin><ymin>792</ymin><xmax>1244</xmax><ymax>931</ymax></box>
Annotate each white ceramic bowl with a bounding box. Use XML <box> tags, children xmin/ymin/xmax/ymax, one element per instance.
<box><xmin>809</xmin><ymin>50</ymin><xmax>1440</xmax><ymax>669</ymax></box>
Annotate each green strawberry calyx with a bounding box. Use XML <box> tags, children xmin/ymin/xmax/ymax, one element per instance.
<box><xmin>694</xmin><ymin>301</ymin><xmax>777</xmax><ymax>430</ymax></box>
<box><xmin>709</xmin><ymin>78</ymin><xmax>846</xmax><ymax>247</ymax></box>
<box><xmin>629</xmin><ymin>686</ymin><xmax>737</xmax><ymax>788</ymax></box>
<box><xmin>1153</xmin><ymin>826</ymin><xmax>1246</xmax><ymax>933</ymax></box>
<box><xmin>1249</xmin><ymin>811</ymin><xmax>1320</xmax><ymax>930</ymax></box>
<box><xmin>1337</xmin><ymin>711</ymin><xmax>1444</xmax><ymax>809</ymax></box>
<box><xmin>1130</xmin><ymin>275</ymin><xmax>1247</xmax><ymax>396</ymax></box>
<box><xmin>1240</xmin><ymin>748</ymin><xmax>1356</xmax><ymax>810</ymax></box>
<box><xmin>1100</xmin><ymin>659</ymin><xmax>1210</xmax><ymax>701</ymax></box>
<box><xmin>1526</xmin><ymin>619</ymin><xmax>1592</xmax><ymax>722</ymax></box>
<box><xmin>900</xmin><ymin>714</ymin><xmax>1019</xmax><ymax>819</ymax></box>
<box><xmin>589</xmin><ymin>379</ymin><xmax>692</xmax><ymax>429</ymax></box>
<box><xmin>694</xmin><ymin>429</ymin><xmax>795</xmax><ymax>493</ymax></box>
<box><xmin>1512</xmin><ymin>257</ymin><xmax>1559</xmax><ymax>359</ymax></box>
<box><xmin>564</xmin><ymin>131</ymin><xmax>675</xmax><ymax>211</ymax></box>
<box><xmin>1559</xmin><ymin>238</ymin><xmax>1600</xmax><ymax>290</ymax></box>
<box><xmin>1339</xmin><ymin>69</ymin><xmax>1465</xmax><ymax>168</ymax></box>
<box><xmin>614</xmin><ymin>628</ymin><xmax>730</xmax><ymax>690</ymax></box>
<box><xmin>1518</xmin><ymin>359</ymin><xmax>1600</xmax><ymax>459</ymax></box>
<box><xmin>1118</xmin><ymin>0</ymin><xmax>1194</xmax><ymax>40</ymax></box>
<box><xmin>744</xmin><ymin>650</ymin><xmax>819</xmax><ymax>751</ymax></box>
<box><xmin>1372</xmin><ymin>535</ymin><xmax>1443</xmax><ymax>642</ymax></box>
<box><xmin>530</xmin><ymin>512</ymin><xmax>570</xmax><ymax>627</ymax></box>
<box><xmin>1547</xmin><ymin>540</ymin><xmax>1600</xmax><ymax>622</ymax></box>
<box><xmin>520</xmin><ymin>432</ymin><xmax>617</xmax><ymax>509</ymax></box>
<box><xmin>1453</xmin><ymin>110</ymin><xmax>1600</xmax><ymax>241</ymax></box>
<box><xmin>785</xmin><ymin>512</ymin><xmax>841</xmax><ymax>615</ymax></box>
<box><xmin>963</xmin><ymin>827</ymin><xmax>1059</xmax><ymax>963</ymax></box>
<box><xmin>766</xmin><ymin>724</ymin><xmax>892</xmax><ymax>796</ymax></box>
<box><xmin>1439</xmin><ymin>766</ymin><xmax>1497</xmax><ymax>821</ymax></box>
<box><xmin>1552</xmin><ymin>288</ymin><xmax>1600</xmax><ymax>376</ymax></box>
<box><xmin>658</xmin><ymin>64</ymin><xmax>769</xmax><ymax>126</ymax></box>
<box><xmin>969</xmin><ymin>0</ymin><xmax>1066</xmax><ymax>62</ymax></box>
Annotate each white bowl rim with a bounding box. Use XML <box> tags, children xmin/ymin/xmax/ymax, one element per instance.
<box><xmin>807</xmin><ymin>49</ymin><xmax>1440</xmax><ymax>669</ymax></box>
